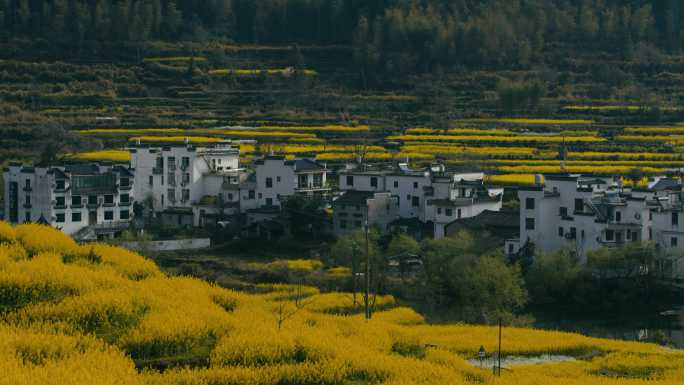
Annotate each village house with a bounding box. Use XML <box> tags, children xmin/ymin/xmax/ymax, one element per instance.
<box><xmin>336</xmin><ymin>163</ymin><xmax>503</xmax><ymax>238</ymax></box>
<box><xmin>3</xmin><ymin>163</ymin><xmax>135</xmax><ymax>240</ymax></box>
<box><xmin>510</xmin><ymin>174</ymin><xmax>684</xmax><ymax>277</ymax></box>
<box><xmin>332</xmin><ymin>190</ymin><xmax>399</xmax><ymax>236</ymax></box>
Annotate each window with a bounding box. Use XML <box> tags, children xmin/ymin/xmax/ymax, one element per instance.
<box><xmin>649</xmin><ymin>211</ymin><xmax>653</xmax><ymax>221</ymax></box>
<box><xmin>581</xmin><ymin>230</ymin><xmax>585</xmax><ymax>239</ymax></box>
<box><xmin>24</xmin><ymin>212</ymin><xmax>30</xmax><ymax>223</ymax></box>
<box><xmin>445</xmin><ymin>208</ymin><xmax>453</xmax><ymax>217</ymax></box>
<box><xmin>228</xmin><ymin>193</ymin><xmax>233</xmax><ymax>200</ymax></box>
<box><xmin>413</xmin><ymin>182</ymin><xmax>418</xmax><ymax>189</ymax></box>
<box><xmin>632</xmin><ymin>231</ymin><xmax>638</xmax><ymax>241</ymax></box>
<box><xmin>168</xmin><ymin>173</ymin><xmax>176</xmax><ymax>186</ymax></box>
<box><xmin>266</xmin><ymin>177</ymin><xmax>273</xmax><ymax>188</ymax></box>
<box><xmin>72</xmin><ymin>196</ymin><xmax>81</xmax><ymax>206</ymax></box>
<box><xmin>615</xmin><ymin>211</ymin><xmax>621</xmax><ymax>222</ymax></box>
<box><xmin>120</xmin><ymin>194</ymin><xmax>130</xmax><ymax>204</ymax></box>
<box><xmin>649</xmin><ymin>227</ymin><xmax>653</xmax><ymax>240</ymax></box>
<box><xmin>672</xmin><ymin>237</ymin><xmax>678</xmax><ymax>247</ymax></box>
<box><xmin>266</xmin><ymin>198</ymin><xmax>273</xmax><ymax>206</ymax></box>
<box><xmin>558</xmin><ymin>227</ymin><xmax>564</xmax><ymax>237</ymax></box>
<box><xmin>406</xmin><ymin>195</ymin><xmax>411</xmax><ymax>201</ymax></box>
<box><xmin>55</xmin><ymin>180</ymin><xmax>65</xmax><ymax>190</ymax></box>
<box><xmin>560</xmin><ymin>207</ymin><xmax>568</xmax><ymax>217</ymax></box>
<box><xmin>55</xmin><ymin>196</ymin><xmax>65</xmax><ymax>207</ymax></box>
<box><xmin>570</xmin><ymin>227</ymin><xmax>577</xmax><ymax>239</ymax></box>
<box><xmin>616</xmin><ymin>231</ymin><xmax>623</xmax><ymax>243</ymax></box>
<box><xmin>56</xmin><ymin>213</ymin><xmax>65</xmax><ymax>223</ymax></box>
<box><xmin>437</xmin><ymin>208</ymin><xmax>442</xmax><ymax>215</ymax></box>
<box><xmin>276</xmin><ymin>176</ymin><xmax>281</xmax><ymax>183</ymax></box>
<box><xmin>626</xmin><ymin>231</ymin><xmax>631</xmax><ymax>241</ymax></box>
<box><xmin>412</xmin><ymin>196</ymin><xmax>419</xmax><ymax>207</ymax></box>
<box><xmin>72</xmin><ymin>212</ymin><xmax>82</xmax><ymax>222</ymax></box>
<box><xmin>258</xmin><ymin>193</ymin><xmax>263</xmax><ymax>199</ymax></box>
<box><xmin>673</xmin><ymin>212</ymin><xmax>679</xmax><ymax>226</ymax></box>
<box><xmin>574</xmin><ymin>198</ymin><xmax>583</xmax><ymax>212</ymax></box>
<box><xmin>25</xmin><ymin>179</ymin><xmax>31</xmax><ymax>189</ymax></box>
<box><xmin>161</xmin><ymin>194</ymin><xmax>164</xmax><ymax>206</ymax></box>
<box><xmin>525</xmin><ymin>197</ymin><xmax>535</xmax><ymax>210</ymax></box>
<box><xmin>508</xmin><ymin>244</ymin><xmax>514</xmax><ymax>254</ymax></box>
<box><xmin>457</xmin><ymin>209</ymin><xmax>462</xmax><ymax>219</ymax></box>
<box><xmin>606</xmin><ymin>230</ymin><xmax>614</xmax><ymax>241</ymax></box>
<box><xmin>104</xmin><ymin>211</ymin><xmax>113</xmax><ymax>221</ymax></box>
<box><xmin>182</xmin><ymin>189</ymin><xmax>190</xmax><ymax>202</ymax></box>
<box><xmin>120</xmin><ymin>177</ymin><xmax>130</xmax><ymax>188</ymax></box>
<box><xmin>340</xmin><ymin>220</ymin><xmax>347</xmax><ymax>229</ymax></box>
<box><xmin>148</xmin><ymin>175</ymin><xmax>154</xmax><ymax>186</ymax></box>
<box><xmin>181</xmin><ymin>157</ymin><xmax>190</xmax><ymax>169</ymax></box>
<box><xmin>167</xmin><ymin>157</ymin><xmax>176</xmax><ymax>170</ymax></box>
<box><xmin>346</xmin><ymin>176</ymin><xmax>354</xmax><ymax>186</ymax></box>
<box><xmin>393</xmin><ymin>181</ymin><xmax>398</xmax><ymax>188</ymax></box>
<box><xmin>24</xmin><ymin>195</ymin><xmax>31</xmax><ymax>206</ymax></box>
<box><xmin>88</xmin><ymin>195</ymin><xmax>98</xmax><ymax>205</ymax></box>
<box><xmin>104</xmin><ymin>195</ymin><xmax>114</xmax><ymax>205</ymax></box>
<box><xmin>120</xmin><ymin>210</ymin><xmax>130</xmax><ymax>220</ymax></box>
<box><xmin>183</xmin><ymin>173</ymin><xmax>190</xmax><ymax>184</ymax></box>
<box><xmin>248</xmin><ymin>190</ymin><xmax>255</xmax><ymax>199</ymax></box>
<box><xmin>370</xmin><ymin>177</ymin><xmax>378</xmax><ymax>188</ymax></box>
<box><xmin>167</xmin><ymin>189</ymin><xmax>175</xmax><ymax>202</ymax></box>
<box><xmin>156</xmin><ymin>157</ymin><xmax>164</xmax><ymax>169</ymax></box>
<box><xmin>525</xmin><ymin>218</ymin><xmax>535</xmax><ymax>230</ymax></box>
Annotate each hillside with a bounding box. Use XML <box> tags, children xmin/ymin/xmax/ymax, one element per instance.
<box><xmin>0</xmin><ymin>222</ymin><xmax>681</xmax><ymax>384</ymax></box>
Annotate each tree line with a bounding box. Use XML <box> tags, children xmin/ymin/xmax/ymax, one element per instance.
<box><xmin>2</xmin><ymin>1</ymin><xmax>684</xmax><ymax>67</ymax></box>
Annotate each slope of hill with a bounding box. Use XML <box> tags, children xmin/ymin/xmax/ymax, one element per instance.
<box><xmin>0</xmin><ymin>222</ymin><xmax>682</xmax><ymax>384</ymax></box>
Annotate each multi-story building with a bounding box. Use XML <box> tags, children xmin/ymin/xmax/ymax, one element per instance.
<box><xmin>332</xmin><ymin>191</ymin><xmax>399</xmax><ymax>236</ymax></box>
<box><xmin>244</xmin><ymin>156</ymin><xmax>330</xmax><ymax>210</ymax></box>
<box><xmin>3</xmin><ymin>163</ymin><xmax>134</xmax><ymax>239</ymax></box>
<box><xmin>337</xmin><ymin>164</ymin><xmax>503</xmax><ymax>238</ymax></box>
<box><xmin>129</xmin><ymin>141</ymin><xmax>242</xmax><ymax>227</ymax></box>
<box><xmin>511</xmin><ymin>174</ymin><xmax>684</xmax><ymax>269</ymax></box>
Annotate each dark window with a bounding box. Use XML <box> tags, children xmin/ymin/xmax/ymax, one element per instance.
<box><xmin>88</xmin><ymin>195</ymin><xmax>98</xmax><ymax>205</ymax></box>
<box><xmin>632</xmin><ymin>231</ymin><xmax>638</xmax><ymax>241</ymax></box>
<box><xmin>525</xmin><ymin>197</ymin><xmax>535</xmax><ymax>210</ymax></box>
<box><xmin>393</xmin><ymin>181</ymin><xmax>399</xmax><ymax>188</ymax></box>
<box><xmin>72</xmin><ymin>196</ymin><xmax>81</xmax><ymax>206</ymax></box>
<box><xmin>266</xmin><ymin>198</ymin><xmax>273</xmax><ymax>206</ymax></box>
<box><xmin>673</xmin><ymin>212</ymin><xmax>679</xmax><ymax>226</ymax></box>
<box><xmin>276</xmin><ymin>176</ymin><xmax>281</xmax><ymax>183</ymax></box>
<box><xmin>413</xmin><ymin>182</ymin><xmax>418</xmax><ymax>189</ymax></box>
<box><xmin>406</xmin><ymin>195</ymin><xmax>411</xmax><ymax>201</ymax></box>
<box><xmin>457</xmin><ymin>209</ymin><xmax>462</xmax><ymax>219</ymax></box>
<box><xmin>615</xmin><ymin>211</ymin><xmax>621</xmax><ymax>222</ymax></box>
<box><xmin>55</xmin><ymin>180</ymin><xmax>65</xmax><ymax>190</ymax></box>
<box><xmin>104</xmin><ymin>195</ymin><xmax>114</xmax><ymax>204</ymax></box>
<box><xmin>56</xmin><ymin>213</ymin><xmax>65</xmax><ymax>223</ymax></box>
<box><xmin>55</xmin><ymin>196</ymin><xmax>65</xmax><ymax>206</ymax></box>
<box><xmin>25</xmin><ymin>179</ymin><xmax>31</xmax><ymax>189</ymax></box>
<box><xmin>570</xmin><ymin>227</ymin><xmax>577</xmax><ymax>239</ymax></box>
<box><xmin>558</xmin><ymin>227</ymin><xmax>564</xmax><ymax>237</ymax></box>
<box><xmin>249</xmin><ymin>190</ymin><xmax>255</xmax><ymax>199</ymax></box>
<box><xmin>346</xmin><ymin>176</ymin><xmax>354</xmax><ymax>186</ymax></box>
<box><xmin>560</xmin><ymin>207</ymin><xmax>568</xmax><ymax>217</ymax></box>
<box><xmin>437</xmin><ymin>208</ymin><xmax>442</xmax><ymax>215</ymax></box>
<box><xmin>525</xmin><ymin>218</ymin><xmax>535</xmax><ymax>230</ymax></box>
<box><xmin>649</xmin><ymin>211</ymin><xmax>653</xmax><ymax>221</ymax></box>
<box><xmin>120</xmin><ymin>194</ymin><xmax>130</xmax><ymax>203</ymax></box>
<box><xmin>258</xmin><ymin>193</ymin><xmax>262</xmax><ymax>199</ymax></box>
<box><xmin>445</xmin><ymin>209</ymin><xmax>453</xmax><ymax>217</ymax></box>
<box><xmin>371</xmin><ymin>177</ymin><xmax>378</xmax><ymax>188</ymax></box>
<box><xmin>182</xmin><ymin>189</ymin><xmax>190</xmax><ymax>201</ymax></box>
<box><xmin>120</xmin><ymin>177</ymin><xmax>130</xmax><ymax>187</ymax></box>
<box><xmin>574</xmin><ymin>198</ymin><xmax>583</xmax><ymax>212</ymax></box>
<box><xmin>25</xmin><ymin>195</ymin><xmax>30</xmax><ymax>206</ymax></box>
<box><xmin>581</xmin><ymin>230</ymin><xmax>585</xmax><ymax>239</ymax></box>
<box><xmin>266</xmin><ymin>177</ymin><xmax>273</xmax><ymax>188</ymax></box>
<box><xmin>508</xmin><ymin>244</ymin><xmax>514</xmax><ymax>254</ymax></box>
<box><xmin>616</xmin><ymin>231</ymin><xmax>623</xmax><ymax>243</ymax></box>
<box><xmin>672</xmin><ymin>237</ymin><xmax>678</xmax><ymax>247</ymax></box>
<box><xmin>24</xmin><ymin>212</ymin><xmax>30</xmax><ymax>223</ymax></box>
<box><xmin>120</xmin><ymin>210</ymin><xmax>130</xmax><ymax>220</ymax></box>
<box><xmin>606</xmin><ymin>230</ymin><xmax>614</xmax><ymax>241</ymax></box>
<box><xmin>104</xmin><ymin>211</ymin><xmax>114</xmax><ymax>220</ymax></box>
<box><xmin>412</xmin><ymin>196</ymin><xmax>419</xmax><ymax>207</ymax></box>
<box><xmin>181</xmin><ymin>157</ymin><xmax>190</xmax><ymax>169</ymax></box>
<box><xmin>72</xmin><ymin>212</ymin><xmax>82</xmax><ymax>222</ymax></box>
<box><xmin>649</xmin><ymin>227</ymin><xmax>653</xmax><ymax>240</ymax></box>
<box><xmin>228</xmin><ymin>193</ymin><xmax>233</xmax><ymax>200</ymax></box>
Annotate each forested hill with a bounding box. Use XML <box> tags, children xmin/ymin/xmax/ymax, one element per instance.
<box><xmin>3</xmin><ymin>0</ymin><xmax>684</xmax><ymax>70</ymax></box>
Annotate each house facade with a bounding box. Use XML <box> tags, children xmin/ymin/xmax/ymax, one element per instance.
<box><xmin>3</xmin><ymin>163</ymin><xmax>134</xmax><ymax>239</ymax></box>
<box><xmin>512</xmin><ymin>174</ymin><xmax>684</xmax><ymax>271</ymax></box>
<box><xmin>332</xmin><ymin>190</ymin><xmax>399</xmax><ymax>236</ymax></box>
<box><xmin>250</xmin><ymin>156</ymin><xmax>330</xmax><ymax>209</ymax></box>
<box><xmin>337</xmin><ymin>164</ymin><xmax>502</xmax><ymax>238</ymax></box>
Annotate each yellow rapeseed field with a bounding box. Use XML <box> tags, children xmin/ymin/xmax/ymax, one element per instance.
<box><xmin>0</xmin><ymin>222</ymin><xmax>682</xmax><ymax>385</ymax></box>
<box><xmin>69</xmin><ymin>150</ymin><xmax>132</xmax><ymax>163</ymax></box>
<box><xmin>388</xmin><ymin>134</ymin><xmax>604</xmax><ymax>143</ymax></box>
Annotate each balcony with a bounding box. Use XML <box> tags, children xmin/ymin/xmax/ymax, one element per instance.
<box><xmin>71</xmin><ymin>204</ymin><xmax>84</xmax><ymax>209</ymax></box>
<box><xmin>119</xmin><ymin>201</ymin><xmax>131</xmax><ymax>207</ymax></box>
<box><xmin>102</xmin><ymin>202</ymin><xmax>116</xmax><ymax>208</ymax></box>
<box><xmin>53</xmin><ymin>204</ymin><xmax>67</xmax><ymax>210</ymax></box>
<box><xmin>295</xmin><ymin>183</ymin><xmax>329</xmax><ymax>193</ymax></box>
<box><xmin>87</xmin><ymin>202</ymin><xmax>100</xmax><ymax>209</ymax></box>
<box><xmin>118</xmin><ymin>184</ymin><xmax>132</xmax><ymax>191</ymax></box>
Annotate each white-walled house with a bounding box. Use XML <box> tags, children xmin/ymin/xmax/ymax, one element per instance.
<box><xmin>130</xmin><ymin>141</ymin><xmax>242</xmax><ymax>227</ymax></box>
<box><xmin>512</xmin><ymin>174</ymin><xmax>684</xmax><ymax>274</ymax></box>
<box><xmin>337</xmin><ymin>164</ymin><xmax>502</xmax><ymax>238</ymax></box>
<box><xmin>250</xmin><ymin>156</ymin><xmax>330</xmax><ymax>208</ymax></box>
<box><xmin>3</xmin><ymin>163</ymin><xmax>134</xmax><ymax>239</ymax></box>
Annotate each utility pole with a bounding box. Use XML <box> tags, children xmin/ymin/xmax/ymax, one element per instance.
<box><xmin>364</xmin><ymin>218</ymin><xmax>371</xmax><ymax>320</ymax></box>
<box><xmin>497</xmin><ymin>318</ymin><xmax>502</xmax><ymax>376</ymax></box>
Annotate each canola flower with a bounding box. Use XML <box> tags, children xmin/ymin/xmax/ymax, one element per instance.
<box><xmin>569</xmin><ymin>151</ymin><xmax>684</xmax><ymax>160</ymax></box>
<box><xmin>209</xmin><ymin>68</ymin><xmax>318</xmax><ymax>77</ymax></box>
<box><xmin>496</xmin><ymin>165</ymin><xmax>666</xmax><ymax>174</ymax></box>
<box><xmin>388</xmin><ymin>134</ymin><xmax>605</xmax><ymax>143</ymax></box>
<box><xmin>485</xmin><ymin>174</ymin><xmax>542</xmax><ymax>186</ymax></box>
<box><xmin>69</xmin><ymin>150</ymin><xmax>131</xmax><ymax>163</ymax></box>
<box><xmin>128</xmin><ymin>136</ymin><xmax>226</xmax><ymax>144</ymax></box>
<box><xmin>457</xmin><ymin>118</ymin><xmax>595</xmax><ymax>125</ymax></box>
<box><xmin>405</xmin><ymin>128</ymin><xmax>515</xmax><ymax>136</ymax></box>
<box><xmin>624</xmin><ymin>127</ymin><xmax>684</xmax><ymax>134</ymax></box>
<box><xmin>143</xmin><ymin>56</ymin><xmax>208</xmax><ymax>63</ymax></box>
<box><xmin>0</xmin><ymin>222</ymin><xmax>682</xmax><ymax>385</ymax></box>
